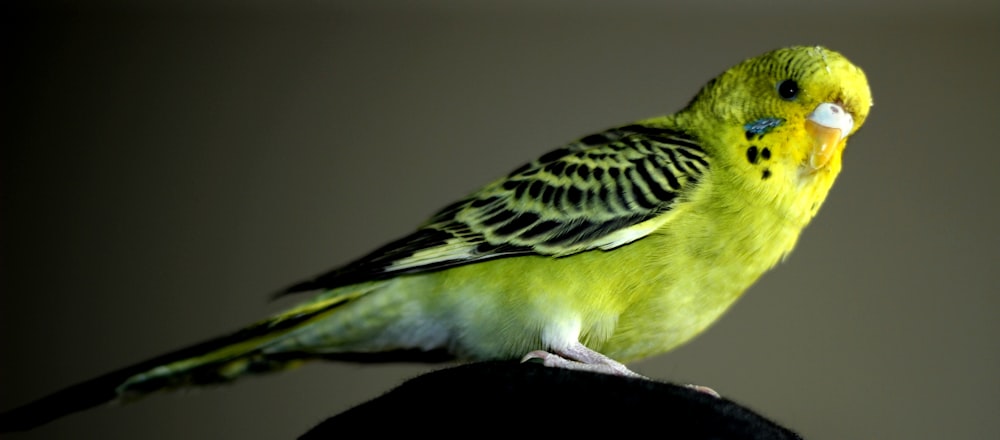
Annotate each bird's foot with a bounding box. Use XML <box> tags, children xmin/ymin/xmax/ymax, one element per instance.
<box><xmin>519</xmin><ymin>342</ymin><xmax>721</xmax><ymax>397</ymax></box>
<box><xmin>520</xmin><ymin>342</ymin><xmax>646</xmax><ymax>379</ymax></box>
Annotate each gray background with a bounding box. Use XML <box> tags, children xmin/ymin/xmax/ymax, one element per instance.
<box><xmin>2</xmin><ymin>2</ymin><xmax>998</xmax><ymax>439</ymax></box>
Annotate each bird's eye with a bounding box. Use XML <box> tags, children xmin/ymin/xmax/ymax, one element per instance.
<box><xmin>777</xmin><ymin>79</ymin><xmax>799</xmax><ymax>100</ymax></box>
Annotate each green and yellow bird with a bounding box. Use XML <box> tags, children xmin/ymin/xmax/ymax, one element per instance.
<box><xmin>0</xmin><ymin>45</ymin><xmax>872</xmax><ymax>431</ymax></box>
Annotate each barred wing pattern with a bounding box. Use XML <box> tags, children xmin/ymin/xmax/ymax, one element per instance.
<box><xmin>282</xmin><ymin>124</ymin><xmax>709</xmax><ymax>294</ymax></box>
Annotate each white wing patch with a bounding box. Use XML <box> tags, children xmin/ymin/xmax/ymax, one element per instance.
<box><xmin>596</xmin><ymin>215</ymin><xmax>672</xmax><ymax>250</ymax></box>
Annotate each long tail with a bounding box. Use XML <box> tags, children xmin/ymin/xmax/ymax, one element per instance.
<box><xmin>0</xmin><ymin>293</ymin><xmax>355</xmax><ymax>432</ymax></box>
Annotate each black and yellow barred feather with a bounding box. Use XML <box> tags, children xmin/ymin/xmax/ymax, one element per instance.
<box><xmin>283</xmin><ymin>125</ymin><xmax>709</xmax><ymax>293</ymax></box>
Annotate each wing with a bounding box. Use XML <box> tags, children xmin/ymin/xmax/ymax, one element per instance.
<box><xmin>280</xmin><ymin>124</ymin><xmax>709</xmax><ymax>294</ymax></box>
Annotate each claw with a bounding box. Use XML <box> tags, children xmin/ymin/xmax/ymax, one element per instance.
<box><xmin>684</xmin><ymin>383</ymin><xmax>722</xmax><ymax>398</ymax></box>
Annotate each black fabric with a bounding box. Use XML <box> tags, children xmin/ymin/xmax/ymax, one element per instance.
<box><xmin>302</xmin><ymin>361</ymin><xmax>803</xmax><ymax>439</ymax></box>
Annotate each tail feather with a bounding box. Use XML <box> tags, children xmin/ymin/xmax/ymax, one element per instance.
<box><xmin>0</xmin><ymin>294</ymin><xmax>352</xmax><ymax>432</ymax></box>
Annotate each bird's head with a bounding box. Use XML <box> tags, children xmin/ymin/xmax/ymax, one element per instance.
<box><xmin>686</xmin><ymin>46</ymin><xmax>873</xmax><ymax>177</ymax></box>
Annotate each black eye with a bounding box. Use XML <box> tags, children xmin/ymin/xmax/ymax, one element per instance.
<box><xmin>777</xmin><ymin>79</ymin><xmax>799</xmax><ymax>100</ymax></box>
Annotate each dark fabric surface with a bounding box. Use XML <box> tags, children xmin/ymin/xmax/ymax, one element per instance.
<box><xmin>302</xmin><ymin>361</ymin><xmax>802</xmax><ymax>439</ymax></box>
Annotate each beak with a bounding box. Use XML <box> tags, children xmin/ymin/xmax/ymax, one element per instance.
<box><xmin>805</xmin><ymin>102</ymin><xmax>854</xmax><ymax>171</ymax></box>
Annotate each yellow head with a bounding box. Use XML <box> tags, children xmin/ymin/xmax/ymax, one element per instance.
<box><xmin>686</xmin><ymin>46</ymin><xmax>872</xmax><ymax>180</ymax></box>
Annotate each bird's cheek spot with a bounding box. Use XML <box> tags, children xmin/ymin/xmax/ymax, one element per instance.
<box><xmin>762</xmin><ymin>169</ymin><xmax>771</xmax><ymax>180</ymax></box>
<box><xmin>743</xmin><ymin>117</ymin><xmax>784</xmax><ymax>137</ymax></box>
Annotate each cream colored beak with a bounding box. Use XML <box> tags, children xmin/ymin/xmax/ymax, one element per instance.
<box><xmin>805</xmin><ymin>102</ymin><xmax>853</xmax><ymax>170</ymax></box>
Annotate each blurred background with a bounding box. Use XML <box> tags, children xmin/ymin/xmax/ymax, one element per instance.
<box><xmin>2</xmin><ymin>1</ymin><xmax>998</xmax><ymax>439</ymax></box>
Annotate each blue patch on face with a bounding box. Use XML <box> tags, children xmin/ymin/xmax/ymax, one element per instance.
<box><xmin>744</xmin><ymin>117</ymin><xmax>784</xmax><ymax>136</ymax></box>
